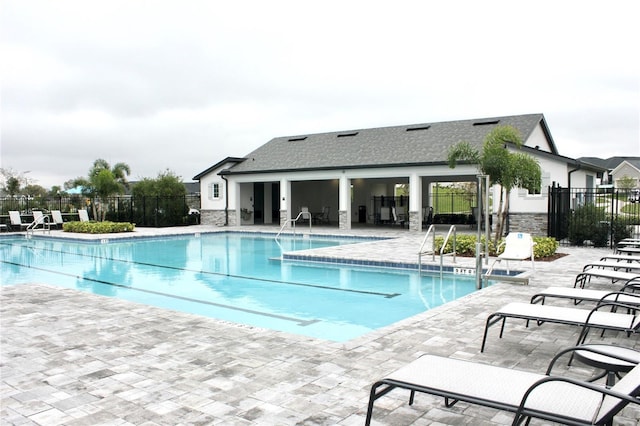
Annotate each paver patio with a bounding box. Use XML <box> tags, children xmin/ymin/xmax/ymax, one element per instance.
<box><xmin>1</xmin><ymin>226</ymin><xmax>639</xmax><ymax>425</ymax></box>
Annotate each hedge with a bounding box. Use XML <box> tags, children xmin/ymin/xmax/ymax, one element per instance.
<box><xmin>63</xmin><ymin>221</ymin><xmax>135</xmax><ymax>234</ymax></box>
<box><xmin>434</xmin><ymin>235</ymin><xmax>558</xmax><ymax>259</ymax></box>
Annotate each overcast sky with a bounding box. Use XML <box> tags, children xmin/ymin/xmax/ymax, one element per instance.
<box><xmin>1</xmin><ymin>1</ymin><xmax>639</xmax><ymax>189</ymax></box>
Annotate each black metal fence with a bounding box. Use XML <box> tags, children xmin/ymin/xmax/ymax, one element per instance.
<box><xmin>548</xmin><ymin>184</ymin><xmax>640</xmax><ymax>247</ymax></box>
<box><xmin>368</xmin><ymin>192</ymin><xmax>479</xmax><ymax>225</ymax></box>
<box><xmin>0</xmin><ymin>195</ymin><xmax>201</xmax><ymax>227</ymax></box>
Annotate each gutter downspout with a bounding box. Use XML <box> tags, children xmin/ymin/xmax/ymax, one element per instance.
<box><xmin>221</xmin><ymin>174</ymin><xmax>229</xmax><ymax>226</ymax></box>
<box><xmin>568</xmin><ymin>164</ymin><xmax>581</xmax><ymax>190</ymax></box>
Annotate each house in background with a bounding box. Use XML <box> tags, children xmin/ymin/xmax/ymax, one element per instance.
<box><xmin>578</xmin><ymin>156</ymin><xmax>640</xmax><ymax>189</ymax></box>
<box><xmin>194</xmin><ymin>113</ymin><xmax>602</xmax><ymax>236</ymax></box>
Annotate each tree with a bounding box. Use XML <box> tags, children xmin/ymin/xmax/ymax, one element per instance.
<box><xmin>0</xmin><ymin>168</ymin><xmax>32</xmax><ymax>196</ymax></box>
<box><xmin>617</xmin><ymin>175</ymin><xmax>637</xmax><ymax>191</ymax></box>
<box><xmin>131</xmin><ymin>170</ymin><xmax>188</xmax><ymax>226</ymax></box>
<box><xmin>22</xmin><ymin>184</ymin><xmax>48</xmax><ymax>198</ymax></box>
<box><xmin>131</xmin><ymin>169</ymin><xmax>186</xmax><ymax>197</ymax></box>
<box><xmin>447</xmin><ymin>125</ymin><xmax>541</xmax><ymax>244</ymax></box>
<box><xmin>70</xmin><ymin>159</ymin><xmax>131</xmax><ymax>221</ymax></box>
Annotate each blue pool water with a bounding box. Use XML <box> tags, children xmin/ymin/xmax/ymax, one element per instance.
<box><xmin>1</xmin><ymin>232</ymin><xmax>483</xmax><ymax>341</ymax></box>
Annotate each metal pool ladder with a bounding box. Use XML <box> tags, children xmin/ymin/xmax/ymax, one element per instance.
<box><xmin>418</xmin><ymin>224</ymin><xmax>456</xmax><ymax>276</ymax></box>
<box><xmin>26</xmin><ymin>215</ymin><xmax>50</xmax><ymax>237</ymax></box>
<box><xmin>275</xmin><ymin>211</ymin><xmax>312</xmax><ymax>240</ymax></box>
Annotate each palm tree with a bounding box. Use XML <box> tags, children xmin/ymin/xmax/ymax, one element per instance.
<box><xmin>447</xmin><ymin>125</ymin><xmax>541</xmax><ymax>244</ymax></box>
<box><xmin>70</xmin><ymin>159</ymin><xmax>131</xmax><ymax>221</ymax></box>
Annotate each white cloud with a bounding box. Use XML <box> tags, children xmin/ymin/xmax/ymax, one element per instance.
<box><xmin>1</xmin><ymin>0</ymin><xmax>638</xmax><ymax>189</ymax></box>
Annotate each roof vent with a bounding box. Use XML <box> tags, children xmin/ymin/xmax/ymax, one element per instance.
<box><xmin>288</xmin><ymin>136</ymin><xmax>307</xmax><ymax>142</ymax></box>
<box><xmin>406</xmin><ymin>125</ymin><xmax>431</xmax><ymax>132</ymax></box>
<box><xmin>473</xmin><ymin>120</ymin><xmax>500</xmax><ymax>126</ymax></box>
<box><xmin>337</xmin><ymin>132</ymin><xmax>358</xmax><ymax>138</ymax></box>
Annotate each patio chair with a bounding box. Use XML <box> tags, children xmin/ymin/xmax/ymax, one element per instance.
<box><xmin>490</xmin><ymin>232</ymin><xmax>536</xmax><ymax>273</ymax></box>
<box><xmin>8</xmin><ymin>211</ymin><xmax>28</xmax><ymax>231</ymax></box>
<box><xmin>312</xmin><ymin>206</ymin><xmax>330</xmax><ymax>225</ymax></box>
<box><xmin>391</xmin><ymin>206</ymin><xmax>405</xmax><ymax>227</ymax></box>
<box><xmin>481</xmin><ymin>299</ymin><xmax>640</xmax><ymax>353</ymax></box>
<box><xmin>78</xmin><ymin>209</ymin><xmax>90</xmax><ymax>222</ymax></box>
<box><xmin>51</xmin><ymin>210</ymin><xmax>65</xmax><ymax>229</ymax></box>
<box><xmin>365</xmin><ymin>346</ymin><xmax>640</xmax><ymax>426</ymax></box>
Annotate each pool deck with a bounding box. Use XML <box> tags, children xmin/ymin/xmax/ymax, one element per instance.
<box><xmin>2</xmin><ymin>225</ymin><xmax>639</xmax><ymax>425</ymax></box>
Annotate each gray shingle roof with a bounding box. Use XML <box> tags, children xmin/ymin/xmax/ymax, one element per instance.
<box><xmin>224</xmin><ymin>114</ymin><xmax>553</xmax><ymax>175</ymax></box>
<box><xmin>578</xmin><ymin>156</ymin><xmax>640</xmax><ymax>171</ymax></box>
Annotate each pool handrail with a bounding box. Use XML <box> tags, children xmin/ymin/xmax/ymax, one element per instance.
<box><xmin>275</xmin><ymin>211</ymin><xmax>312</xmax><ymax>240</ymax></box>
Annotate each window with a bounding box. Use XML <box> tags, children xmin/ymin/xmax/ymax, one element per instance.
<box><xmin>209</xmin><ymin>183</ymin><xmax>221</xmax><ymax>200</ymax></box>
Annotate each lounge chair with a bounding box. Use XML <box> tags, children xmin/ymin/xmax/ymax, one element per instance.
<box><xmin>583</xmin><ymin>261</ymin><xmax>640</xmax><ymax>274</ymax></box>
<box><xmin>481</xmin><ymin>300</ymin><xmax>640</xmax><ymax>352</ymax></box>
<box><xmin>574</xmin><ymin>269</ymin><xmax>640</xmax><ymax>289</ymax></box>
<box><xmin>365</xmin><ymin>346</ymin><xmax>640</xmax><ymax>426</ymax></box>
<box><xmin>490</xmin><ymin>232</ymin><xmax>536</xmax><ymax>273</ymax></box>
<box><xmin>51</xmin><ymin>210</ymin><xmax>64</xmax><ymax>228</ymax></box>
<box><xmin>78</xmin><ymin>209</ymin><xmax>90</xmax><ymax>222</ymax></box>
<box><xmin>531</xmin><ymin>283</ymin><xmax>640</xmax><ymax>306</ymax></box>
<box><xmin>8</xmin><ymin>211</ymin><xmax>28</xmax><ymax>231</ymax></box>
<box><xmin>600</xmin><ymin>254</ymin><xmax>640</xmax><ymax>263</ymax></box>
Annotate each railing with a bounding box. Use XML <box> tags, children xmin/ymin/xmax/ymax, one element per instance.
<box><xmin>275</xmin><ymin>211</ymin><xmax>312</xmax><ymax>240</ymax></box>
<box><xmin>439</xmin><ymin>225</ymin><xmax>457</xmax><ymax>277</ymax></box>
<box><xmin>26</xmin><ymin>214</ymin><xmax>50</xmax><ymax>237</ymax></box>
<box><xmin>418</xmin><ymin>225</ymin><xmax>457</xmax><ymax>276</ymax></box>
<box><xmin>1</xmin><ymin>194</ymin><xmax>201</xmax><ymax>228</ymax></box>
<box><xmin>417</xmin><ymin>225</ymin><xmax>435</xmax><ymax>274</ymax></box>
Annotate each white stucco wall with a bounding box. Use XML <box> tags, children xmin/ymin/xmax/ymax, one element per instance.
<box><xmin>523</xmin><ymin>123</ymin><xmax>554</xmax><ymax>151</ymax></box>
<box><xmin>199</xmin><ymin>171</ymin><xmax>227</xmax><ymax>211</ymax></box>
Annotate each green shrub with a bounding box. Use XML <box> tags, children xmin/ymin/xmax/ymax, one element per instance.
<box><xmin>590</xmin><ymin>223</ymin><xmax>609</xmax><ymax>247</ymax></box>
<box><xmin>434</xmin><ymin>234</ymin><xmax>558</xmax><ymax>259</ymax></box>
<box><xmin>63</xmin><ymin>221</ymin><xmax>135</xmax><ymax>234</ymax></box>
<box><xmin>567</xmin><ymin>204</ymin><xmax>606</xmax><ymax>246</ymax></box>
<box><xmin>531</xmin><ymin>237</ymin><xmax>558</xmax><ymax>258</ymax></box>
<box><xmin>611</xmin><ymin>218</ymin><xmax>632</xmax><ymax>244</ymax></box>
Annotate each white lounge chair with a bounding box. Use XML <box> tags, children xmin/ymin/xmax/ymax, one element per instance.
<box><xmin>8</xmin><ymin>211</ymin><xmax>28</xmax><ymax>231</ymax></box>
<box><xmin>366</xmin><ymin>347</ymin><xmax>640</xmax><ymax>426</ymax></box>
<box><xmin>600</xmin><ymin>254</ymin><xmax>640</xmax><ymax>263</ymax></box>
<box><xmin>51</xmin><ymin>210</ymin><xmax>64</xmax><ymax>228</ymax></box>
<box><xmin>531</xmin><ymin>284</ymin><xmax>640</xmax><ymax>307</ymax></box>
<box><xmin>574</xmin><ymin>269</ymin><xmax>640</xmax><ymax>289</ymax></box>
<box><xmin>481</xmin><ymin>300</ymin><xmax>640</xmax><ymax>352</ymax></box>
<box><xmin>585</xmin><ymin>260</ymin><xmax>640</xmax><ymax>272</ymax></box>
<box><xmin>78</xmin><ymin>209</ymin><xmax>90</xmax><ymax>222</ymax></box>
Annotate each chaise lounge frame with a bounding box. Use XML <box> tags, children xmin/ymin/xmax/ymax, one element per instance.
<box><xmin>531</xmin><ymin>280</ymin><xmax>640</xmax><ymax>306</ymax></box>
<box><xmin>365</xmin><ymin>346</ymin><xmax>640</xmax><ymax>426</ymax></box>
<box><xmin>481</xmin><ymin>300</ymin><xmax>640</xmax><ymax>353</ymax></box>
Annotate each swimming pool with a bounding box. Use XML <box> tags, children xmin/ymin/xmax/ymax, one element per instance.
<box><xmin>1</xmin><ymin>232</ymin><xmax>484</xmax><ymax>341</ymax></box>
